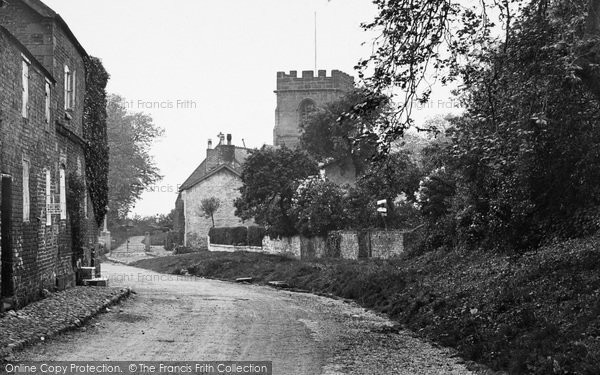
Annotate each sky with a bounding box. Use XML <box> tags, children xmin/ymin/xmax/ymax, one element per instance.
<box><xmin>43</xmin><ymin>0</ymin><xmax>462</xmax><ymax>217</ymax></box>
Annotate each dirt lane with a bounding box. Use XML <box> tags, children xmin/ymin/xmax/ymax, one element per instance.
<box><xmin>12</xmin><ymin>262</ymin><xmax>478</xmax><ymax>375</ymax></box>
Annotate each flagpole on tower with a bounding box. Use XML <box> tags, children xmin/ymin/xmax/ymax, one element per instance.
<box><xmin>314</xmin><ymin>11</ymin><xmax>317</xmax><ymax>71</ymax></box>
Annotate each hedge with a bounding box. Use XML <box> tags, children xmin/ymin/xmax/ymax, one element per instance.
<box><xmin>248</xmin><ymin>226</ymin><xmax>266</xmax><ymax>246</ymax></box>
<box><xmin>173</xmin><ymin>246</ymin><xmax>196</xmax><ymax>255</ymax></box>
<box><xmin>208</xmin><ymin>226</ymin><xmax>265</xmax><ymax>246</ymax></box>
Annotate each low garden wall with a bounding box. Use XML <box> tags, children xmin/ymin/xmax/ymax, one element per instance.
<box><xmin>259</xmin><ymin>230</ymin><xmax>409</xmax><ymax>260</ymax></box>
<box><xmin>207</xmin><ymin>227</ymin><xmax>415</xmax><ymax>260</ymax></box>
<box><xmin>207</xmin><ymin>241</ymin><xmax>263</xmax><ymax>253</ymax></box>
<box><xmin>369</xmin><ymin>230</ymin><xmax>404</xmax><ymax>259</ymax></box>
<box><xmin>261</xmin><ymin>235</ymin><xmax>299</xmax><ymax>258</ymax></box>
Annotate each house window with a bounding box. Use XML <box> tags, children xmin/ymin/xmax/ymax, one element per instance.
<box><xmin>76</xmin><ymin>157</ymin><xmax>82</xmax><ymax>176</ymax></box>
<box><xmin>59</xmin><ymin>167</ymin><xmax>66</xmax><ymax>220</ymax></box>
<box><xmin>298</xmin><ymin>99</ymin><xmax>316</xmax><ymax>127</ymax></box>
<box><xmin>45</xmin><ymin>169</ymin><xmax>52</xmax><ymax>226</ymax></box>
<box><xmin>22</xmin><ymin>58</ymin><xmax>30</xmax><ymax>118</ymax></box>
<box><xmin>45</xmin><ymin>80</ymin><xmax>51</xmax><ymax>126</ymax></box>
<box><xmin>22</xmin><ymin>159</ymin><xmax>30</xmax><ymax>221</ymax></box>
<box><xmin>64</xmin><ymin>65</ymin><xmax>74</xmax><ymax>110</ymax></box>
<box><xmin>72</xmin><ymin>70</ymin><xmax>76</xmax><ymax>106</ymax></box>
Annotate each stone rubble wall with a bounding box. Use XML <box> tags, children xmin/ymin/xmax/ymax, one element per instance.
<box><xmin>207</xmin><ymin>242</ymin><xmax>263</xmax><ymax>253</ymax></box>
<box><xmin>209</xmin><ymin>229</ymin><xmax>409</xmax><ymax>261</ymax></box>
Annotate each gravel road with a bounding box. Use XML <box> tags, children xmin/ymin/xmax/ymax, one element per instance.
<box><xmin>11</xmin><ymin>262</ymin><xmax>481</xmax><ymax>375</ymax></box>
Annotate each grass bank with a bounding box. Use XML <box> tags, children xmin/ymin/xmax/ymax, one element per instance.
<box><xmin>132</xmin><ymin>235</ymin><xmax>600</xmax><ymax>375</ymax></box>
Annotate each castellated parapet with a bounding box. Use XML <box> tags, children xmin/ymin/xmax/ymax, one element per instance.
<box><xmin>273</xmin><ymin>70</ymin><xmax>355</xmax><ymax>148</ymax></box>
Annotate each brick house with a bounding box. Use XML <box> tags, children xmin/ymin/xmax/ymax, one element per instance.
<box><xmin>176</xmin><ymin>134</ymin><xmax>253</xmax><ymax>249</ymax></box>
<box><xmin>0</xmin><ymin>0</ymin><xmax>100</xmax><ymax>309</ymax></box>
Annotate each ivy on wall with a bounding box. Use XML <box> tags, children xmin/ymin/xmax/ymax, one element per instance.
<box><xmin>83</xmin><ymin>56</ymin><xmax>109</xmax><ymax>227</ymax></box>
<box><xmin>67</xmin><ymin>172</ymin><xmax>87</xmax><ymax>267</ymax></box>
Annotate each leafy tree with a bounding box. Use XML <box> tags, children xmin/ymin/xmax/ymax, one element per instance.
<box><xmin>199</xmin><ymin>197</ymin><xmax>221</xmax><ymax>228</ymax></box>
<box><xmin>415</xmin><ymin>167</ymin><xmax>456</xmax><ymax>222</ymax></box>
<box><xmin>300</xmin><ymin>88</ymin><xmax>389</xmax><ymax>174</ymax></box>
<box><xmin>446</xmin><ymin>2</ymin><xmax>600</xmax><ymax>249</ymax></box>
<box><xmin>291</xmin><ymin>177</ymin><xmax>347</xmax><ymax>236</ymax></box>
<box><xmin>156</xmin><ymin>209</ymin><xmax>175</xmax><ymax>230</ymax></box>
<box><xmin>360</xmin><ymin>151</ymin><xmax>422</xmax><ymax>202</ymax></box>
<box><xmin>358</xmin><ymin>0</ymin><xmax>600</xmax><ymax>147</ymax></box>
<box><xmin>357</xmin><ymin>0</ymin><xmax>600</xmax><ymax>250</ymax></box>
<box><xmin>234</xmin><ymin>146</ymin><xmax>318</xmax><ymax>237</ymax></box>
<box><xmin>107</xmin><ymin>95</ymin><xmax>163</xmax><ymax>225</ymax></box>
<box><xmin>342</xmin><ymin>151</ymin><xmax>424</xmax><ymax>229</ymax></box>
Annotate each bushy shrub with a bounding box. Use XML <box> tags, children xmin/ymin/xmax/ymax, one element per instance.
<box><xmin>234</xmin><ymin>146</ymin><xmax>319</xmax><ymax>238</ymax></box>
<box><xmin>230</xmin><ymin>227</ymin><xmax>248</xmax><ymax>245</ymax></box>
<box><xmin>150</xmin><ymin>231</ymin><xmax>167</xmax><ymax>246</ymax></box>
<box><xmin>164</xmin><ymin>231</ymin><xmax>181</xmax><ymax>251</ymax></box>
<box><xmin>209</xmin><ymin>227</ymin><xmax>229</xmax><ymax>245</ymax></box>
<box><xmin>208</xmin><ymin>226</ymin><xmax>254</xmax><ymax>246</ymax></box>
<box><xmin>247</xmin><ymin>226</ymin><xmax>265</xmax><ymax>246</ymax></box>
<box><xmin>291</xmin><ymin>176</ymin><xmax>347</xmax><ymax>236</ymax></box>
<box><xmin>173</xmin><ymin>246</ymin><xmax>196</xmax><ymax>255</ymax></box>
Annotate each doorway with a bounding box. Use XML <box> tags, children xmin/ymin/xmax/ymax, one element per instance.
<box><xmin>1</xmin><ymin>174</ymin><xmax>14</xmax><ymax>298</ymax></box>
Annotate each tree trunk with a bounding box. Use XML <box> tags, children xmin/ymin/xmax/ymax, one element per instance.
<box><xmin>579</xmin><ymin>0</ymin><xmax>600</xmax><ymax>99</ymax></box>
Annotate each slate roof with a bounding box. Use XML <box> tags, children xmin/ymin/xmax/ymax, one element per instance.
<box><xmin>179</xmin><ymin>146</ymin><xmax>251</xmax><ymax>192</ymax></box>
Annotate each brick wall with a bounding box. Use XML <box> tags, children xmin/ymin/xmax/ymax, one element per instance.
<box><xmin>0</xmin><ymin>28</ymin><xmax>63</xmax><ymax>305</ymax></box>
<box><xmin>273</xmin><ymin>70</ymin><xmax>354</xmax><ymax>148</ymax></box>
<box><xmin>0</xmin><ymin>1</ymin><xmax>54</xmax><ymax>67</ymax></box>
<box><xmin>0</xmin><ymin>1</ymin><xmax>98</xmax><ymax>307</ymax></box>
<box><xmin>0</xmin><ymin>0</ymin><xmax>86</xmax><ymax>138</ymax></box>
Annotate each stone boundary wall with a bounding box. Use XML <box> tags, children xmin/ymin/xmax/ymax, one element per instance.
<box><xmin>261</xmin><ymin>236</ymin><xmax>301</xmax><ymax>258</ymax></box>
<box><xmin>207</xmin><ymin>242</ymin><xmax>263</xmax><ymax>253</ymax></box>
<box><xmin>208</xmin><ymin>229</ymin><xmax>414</xmax><ymax>260</ymax></box>
<box><xmin>340</xmin><ymin>231</ymin><xmax>360</xmax><ymax>259</ymax></box>
<box><xmin>369</xmin><ymin>231</ymin><xmax>404</xmax><ymax>259</ymax></box>
<box><xmin>256</xmin><ymin>230</ymin><xmax>409</xmax><ymax>260</ymax></box>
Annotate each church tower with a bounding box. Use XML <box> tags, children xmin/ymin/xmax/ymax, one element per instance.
<box><xmin>273</xmin><ymin>69</ymin><xmax>355</xmax><ymax>148</ymax></box>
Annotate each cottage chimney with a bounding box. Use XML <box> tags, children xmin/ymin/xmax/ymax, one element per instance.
<box><xmin>207</xmin><ymin>139</ymin><xmax>212</xmax><ymax>149</ymax></box>
<box><xmin>227</xmin><ymin>134</ymin><xmax>232</xmax><ymax>145</ymax></box>
<box><xmin>218</xmin><ymin>132</ymin><xmax>225</xmax><ymax>145</ymax></box>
